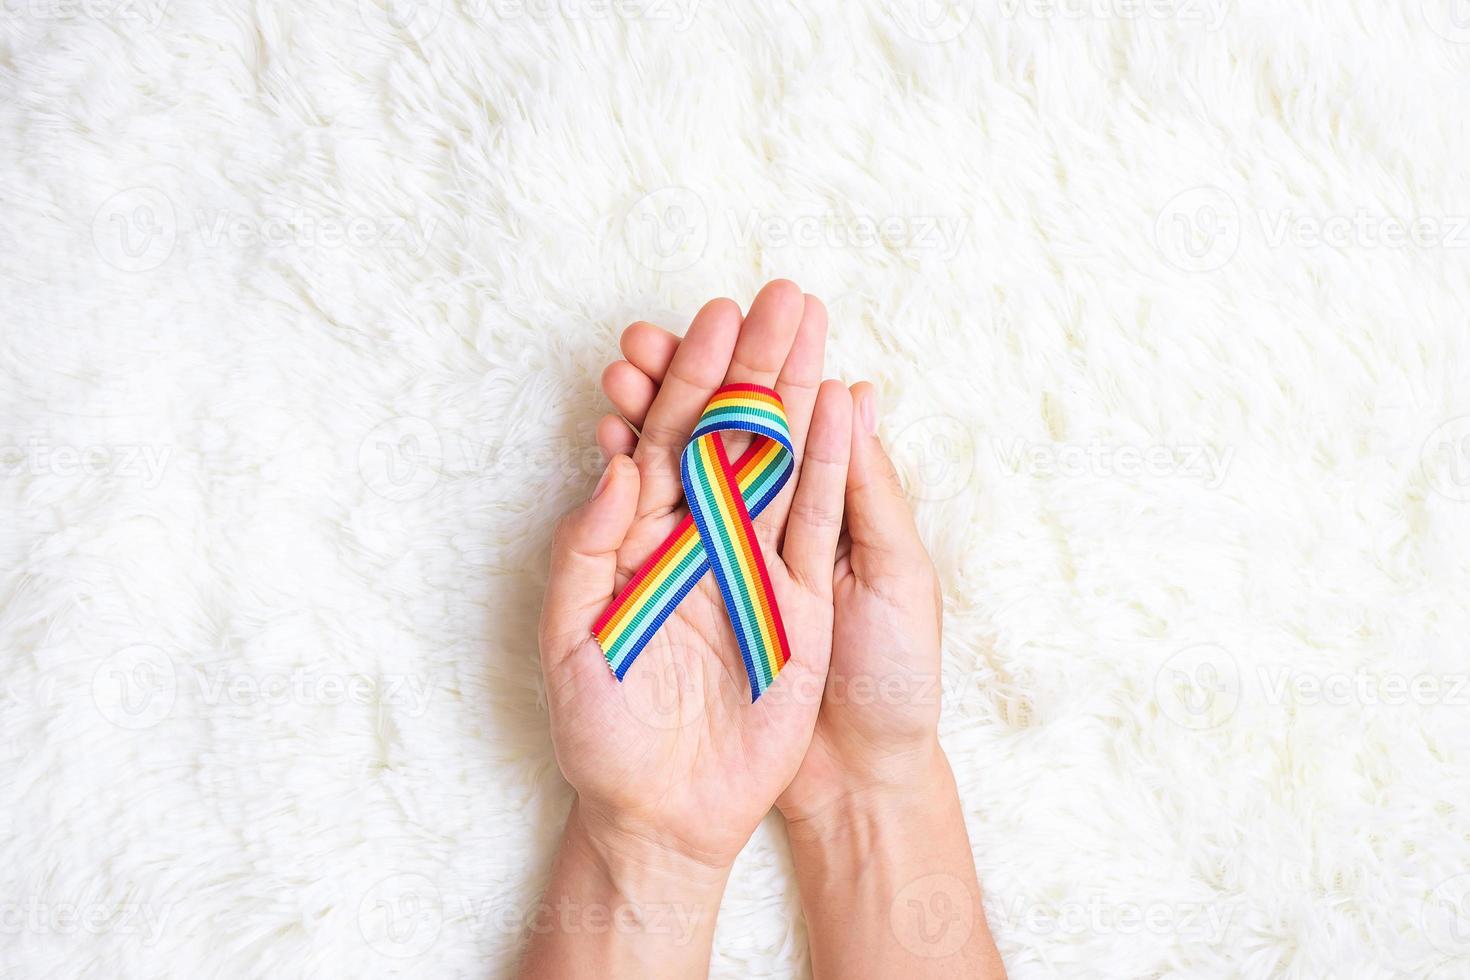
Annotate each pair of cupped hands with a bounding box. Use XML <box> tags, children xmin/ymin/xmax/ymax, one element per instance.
<box><xmin>537</xmin><ymin>279</ymin><xmax>944</xmax><ymax>873</ymax></box>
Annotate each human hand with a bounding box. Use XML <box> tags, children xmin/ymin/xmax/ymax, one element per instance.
<box><xmin>539</xmin><ymin>280</ymin><xmax>853</xmax><ymax>874</ymax></box>
<box><xmin>596</xmin><ymin>321</ymin><xmax>1006</xmax><ymax>977</ymax></box>
<box><xmin>597</xmin><ymin>333</ymin><xmax>944</xmax><ymax>828</ymax></box>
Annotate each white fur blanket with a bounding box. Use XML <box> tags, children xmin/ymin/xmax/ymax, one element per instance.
<box><xmin>3</xmin><ymin>1</ymin><xmax>1469</xmax><ymax>977</ymax></box>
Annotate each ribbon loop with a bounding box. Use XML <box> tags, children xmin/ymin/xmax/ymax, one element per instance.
<box><xmin>592</xmin><ymin>384</ymin><xmax>794</xmax><ymax>700</ymax></box>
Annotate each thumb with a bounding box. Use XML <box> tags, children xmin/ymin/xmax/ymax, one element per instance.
<box><xmin>539</xmin><ymin>454</ymin><xmax>640</xmax><ymax>666</ymax></box>
<box><xmin>844</xmin><ymin>383</ymin><xmax>926</xmax><ymax>576</ymax></box>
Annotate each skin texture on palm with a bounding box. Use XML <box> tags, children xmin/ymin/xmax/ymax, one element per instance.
<box><xmin>537</xmin><ymin>280</ymin><xmax>854</xmax><ymax>869</ymax></box>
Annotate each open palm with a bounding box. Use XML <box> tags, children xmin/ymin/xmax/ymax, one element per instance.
<box><xmin>539</xmin><ymin>281</ymin><xmax>852</xmax><ymax>866</ymax></box>
<box><xmin>590</xmin><ymin>307</ymin><xmax>948</xmax><ymax>830</ymax></box>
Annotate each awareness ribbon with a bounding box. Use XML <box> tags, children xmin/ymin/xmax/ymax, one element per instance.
<box><xmin>592</xmin><ymin>384</ymin><xmax>794</xmax><ymax>701</ymax></box>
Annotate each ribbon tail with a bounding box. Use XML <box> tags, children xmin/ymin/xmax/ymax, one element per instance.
<box><xmin>591</xmin><ymin>514</ymin><xmax>710</xmax><ymax>680</ymax></box>
<box><xmin>681</xmin><ymin>431</ymin><xmax>792</xmax><ymax>701</ymax></box>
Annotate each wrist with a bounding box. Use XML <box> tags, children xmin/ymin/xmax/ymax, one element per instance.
<box><xmin>519</xmin><ymin>800</ymin><xmax>731</xmax><ymax>979</ymax></box>
<box><xmin>782</xmin><ymin>744</ymin><xmax>1004</xmax><ymax>976</ymax></box>
<box><xmin>567</xmin><ymin>798</ymin><xmax>734</xmax><ymax>897</ymax></box>
<box><xmin>780</xmin><ymin>735</ymin><xmax>951</xmax><ymax>835</ymax></box>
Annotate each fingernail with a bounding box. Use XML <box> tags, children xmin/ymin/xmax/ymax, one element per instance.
<box><xmin>861</xmin><ymin>391</ymin><xmax>878</xmax><ymax>435</ymax></box>
<box><xmin>592</xmin><ymin>459</ymin><xmax>616</xmax><ymax>500</ymax></box>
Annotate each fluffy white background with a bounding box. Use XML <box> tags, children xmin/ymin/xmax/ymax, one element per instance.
<box><xmin>3</xmin><ymin>0</ymin><xmax>1470</xmax><ymax>977</ymax></box>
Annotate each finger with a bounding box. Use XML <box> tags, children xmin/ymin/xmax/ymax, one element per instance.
<box><xmin>843</xmin><ymin>383</ymin><xmax>926</xmax><ymax>581</ymax></box>
<box><xmin>600</xmin><ymin>360</ymin><xmax>658</xmax><ymax>428</ymax></box>
<box><xmin>595</xmin><ymin>413</ymin><xmax>636</xmax><ymax>461</ymax></box>
<box><xmin>834</xmin><ymin>528</ymin><xmax>853</xmax><ymax>581</ymax></box>
<box><xmin>633</xmin><ymin>298</ymin><xmax>742</xmax><ymax>516</ymax></box>
<box><xmin>609</xmin><ymin>284</ymin><xmax>811</xmax><ymax>467</ymax></box>
<box><xmin>604</xmin><ymin>330</ymin><xmax>681</xmax><ymax>447</ymax></box>
<box><xmin>717</xmin><ymin>280</ymin><xmax>805</xmax><ymax>472</ymax></box>
<box><xmin>620</xmin><ymin>321</ymin><xmax>681</xmax><ymax>383</ymax></box>
<box><xmin>781</xmin><ymin>380</ymin><xmax>853</xmax><ymax>593</ymax></box>
<box><xmin>539</xmin><ymin>455</ymin><xmax>640</xmax><ymax>666</ymax></box>
<box><xmin>723</xmin><ymin>279</ymin><xmax>805</xmax><ymax>392</ymax></box>
<box><xmin>753</xmin><ymin>293</ymin><xmax>827</xmax><ymax>548</ymax></box>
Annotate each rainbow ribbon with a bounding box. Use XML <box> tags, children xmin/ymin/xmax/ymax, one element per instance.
<box><xmin>592</xmin><ymin>384</ymin><xmax>794</xmax><ymax>701</ymax></box>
